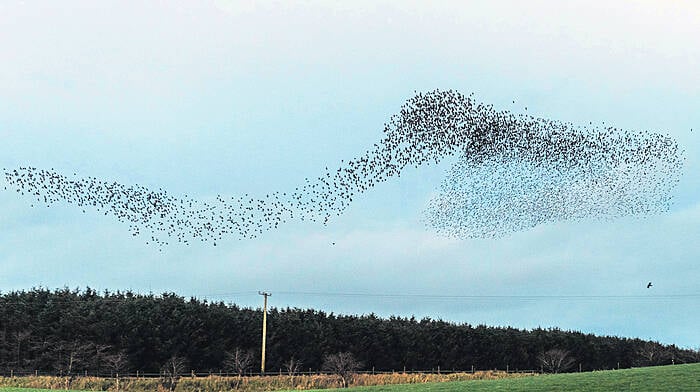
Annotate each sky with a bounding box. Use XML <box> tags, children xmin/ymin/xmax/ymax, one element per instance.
<box><xmin>1</xmin><ymin>1</ymin><xmax>699</xmax><ymax>348</ymax></box>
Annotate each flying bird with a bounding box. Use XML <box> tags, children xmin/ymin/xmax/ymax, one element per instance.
<box><xmin>647</xmin><ymin>282</ymin><xmax>653</xmax><ymax>288</ymax></box>
<box><xmin>1</xmin><ymin>90</ymin><xmax>684</xmax><ymax>248</ymax></box>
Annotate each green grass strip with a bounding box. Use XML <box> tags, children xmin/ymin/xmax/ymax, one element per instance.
<box><xmin>302</xmin><ymin>363</ymin><xmax>700</xmax><ymax>392</ymax></box>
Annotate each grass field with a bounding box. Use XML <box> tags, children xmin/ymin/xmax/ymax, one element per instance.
<box><xmin>1</xmin><ymin>364</ymin><xmax>699</xmax><ymax>391</ymax></box>
<box><xmin>301</xmin><ymin>363</ymin><xmax>700</xmax><ymax>392</ymax></box>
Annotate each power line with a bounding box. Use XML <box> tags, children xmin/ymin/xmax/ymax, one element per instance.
<box><xmin>4</xmin><ymin>289</ymin><xmax>700</xmax><ymax>304</ymax></box>
<box><xmin>238</xmin><ymin>290</ymin><xmax>700</xmax><ymax>301</ymax></box>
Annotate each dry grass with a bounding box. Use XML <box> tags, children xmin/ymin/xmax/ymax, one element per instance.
<box><xmin>0</xmin><ymin>375</ymin><xmax>161</xmax><ymax>391</ymax></box>
<box><xmin>0</xmin><ymin>371</ymin><xmax>531</xmax><ymax>391</ymax></box>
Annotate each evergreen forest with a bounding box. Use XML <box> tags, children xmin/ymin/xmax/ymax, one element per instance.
<box><xmin>1</xmin><ymin>288</ymin><xmax>696</xmax><ymax>376</ymax></box>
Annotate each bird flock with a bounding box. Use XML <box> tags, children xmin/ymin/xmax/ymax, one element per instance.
<box><xmin>3</xmin><ymin>90</ymin><xmax>683</xmax><ymax>247</ymax></box>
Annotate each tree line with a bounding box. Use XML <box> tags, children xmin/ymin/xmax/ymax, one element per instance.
<box><xmin>0</xmin><ymin>288</ymin><xmax>697</xmax><ymax>376</ymax></box>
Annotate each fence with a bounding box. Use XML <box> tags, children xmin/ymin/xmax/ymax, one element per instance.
<box><xmin>0</xmin><ymin>367</ymin><xmax>540</xmax><ymax>379</ymax></box>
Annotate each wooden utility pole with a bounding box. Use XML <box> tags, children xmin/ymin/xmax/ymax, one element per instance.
<box><xmin>258</xmin><ymin>291</ymin><xmax>271</xmax><ymax>374</ymax></box>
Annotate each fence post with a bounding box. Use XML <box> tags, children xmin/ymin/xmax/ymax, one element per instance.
<box><xmin>437</xmin><ymin>365</ymin><xmax>440</xmax><ymax>375</ymax></box>
<box><xmin>506</xmin><ymin>364</ymin><xmax>509</xmax><ymax>373</ymax></box>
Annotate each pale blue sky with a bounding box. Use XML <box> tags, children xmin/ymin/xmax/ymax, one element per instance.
<box><xmin>1</xmin><ymin>1</ymin><xmax>699</xmax><ymax>348</ymax></box>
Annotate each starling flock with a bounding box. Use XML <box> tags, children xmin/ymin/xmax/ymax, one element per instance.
<box><xmin>2</xmin><ymin>90</ymin><xmax>684</xmax><ymax>247</ymax></box>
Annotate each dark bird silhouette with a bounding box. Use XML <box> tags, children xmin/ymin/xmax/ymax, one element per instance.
<box><xmin>647</xmin><ymin>282</ymin><xmax>653</xmax><ymax>288</ymax></box>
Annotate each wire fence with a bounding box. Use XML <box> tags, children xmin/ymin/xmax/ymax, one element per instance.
<box><xmin>0</xmin><ymin>367</ymin><xmax>543</xmax><ymax>379</ymax></box>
